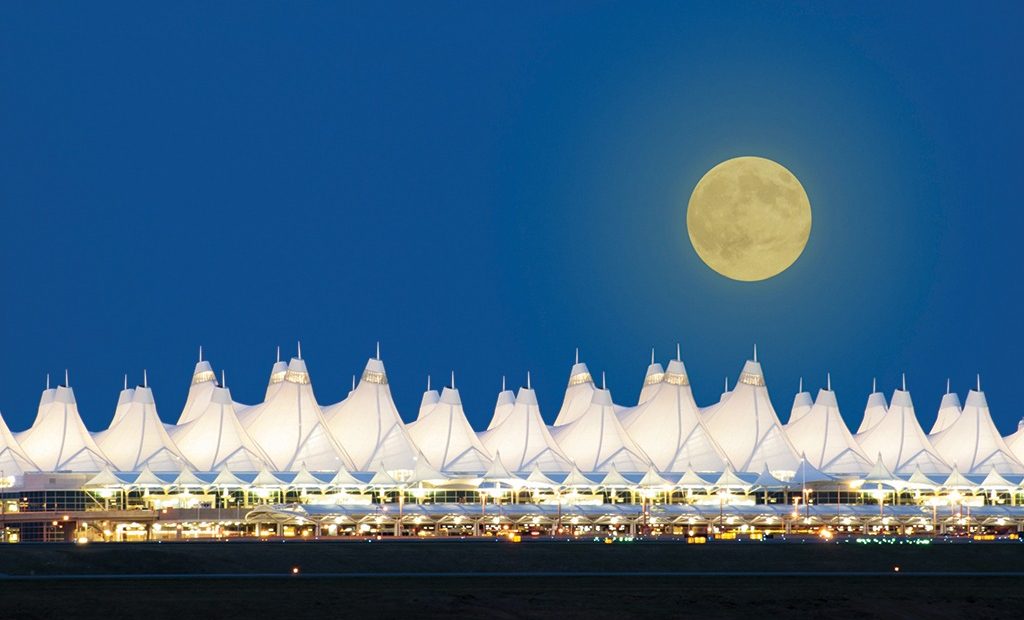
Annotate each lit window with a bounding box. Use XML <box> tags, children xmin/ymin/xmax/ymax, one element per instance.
<box><xmin>663</xmin><ymin>372</ymin><xmax>689</xmax><ymax>386</ymax></box>
<box><xmin>192</xmin><ymin>370</ymin><xmax>216</xmax><ymax>385</ymax></box>
<box><xmin>644</xmin><ymin>373</ymin><xmax>665</xmax><ymax>386</ymax></box>
<box><xmin>361</xmin><ymin>370</ymin><xmax>388</xmax><ymax>385</ymax></box>
<box><xmin>739</xmin><ymin>372</ymin><xmax>765</xmax><ymax>386</ymax></box>
<box><xmin>285</xmin><ymin>370</ymin><xmax>311</xmax><ymax>385</ymax></box>
<box><xmin>568</xmin><ymin>372</ymin><xmax>593</xmax><ymax>387</ymax></box>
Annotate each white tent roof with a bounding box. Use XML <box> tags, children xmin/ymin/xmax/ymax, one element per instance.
<box><xmin>485</xmin><ymin>380</ymin><xmax>517</xmax><ymax>430</ymax></box>
<box><xmin>1004</xmin><ymin>419</ymin><xmax>1024</xmax><ymax>465</ymax></box>
<box><xmin>550</xmin><ymin>386</ymin><xmax>650</xmax><ymax>473</ymax></box>
<box><xmin>856</xmin><ymin>387</ymin><xmax>888</xmax><ymax>435</ymax></box>
<box><xmin>598</xmin><ymin>465</ymin><xmax>633</xmax><ymax>488</ymax></box>
<box><xmin>861</xmin><ymin>454</ymin><xmax>901</xmax><ymax>488</ymax></box>
<box><xmin>787</xmin><ymin>384</ymin><xmax>813</xmax><ymax>426</ymax></box>
<box><xmin>170</xmin><ymin>384</ymin><xmax>270</xmax><ymax>472</ymax></box>
<box><xmin>478</xmin><ymin>385</ymin><xmax>574</xmax><ymax>473</ymax></box>
<box><xmin>407</xmin><ymin>385</ymin><xmax>492</xmax><ymax>473</ymax></box>
<box><xmin>978</xmin><ymin>468</ymin><xmax>1016</xmax><ymax>491</ymax></box>
<box><xmin>265</xmin><ymin>356</ymin><xmax>288</xmax><ymax>401</ymax></box>
<box><xmin>95</xmin><ymin>384</ymin><xmax>193</xmax><ymax>472</ymax></box>
<box><xmin>110</xmin><ymin>381</ymin><xmax>135</xmax><ymax>428</ymax></box>
<box><xmin>176</xmin><ymin>357</ymin><xmax>219</xmax><ymax>425</ymax></box>
<box><xmin>417</xmin><ymin>379</ymin><xmax>440</xmax><ymax>422</ymax></box>
<box><xmin>0</xmin><ymin>409</ymin><xmax>37</xmax><ymax>476</ymax></box>
<box><xmin>903</xmin><ymin>466</ymin><xmax>938</xmax><ymax>490</ymax></box>
<box><xmin>18</xmin><ymin>384</ymin><xmax>110</xmax><ymax>472</ymax></box>
<box><xmin>636</xmin><ymin>354</ymin><xmax>665</xmax><ymax>406</ymax></box>
<box><xmin>940</xmin><ymin>466</ymin><xmax>977</xmax><ymax>491</ymax></box>
<box><xmin>785</xmin><ymin>388</ymin><xmax>871</xmax><ymax>475</ymax></box>
<box><xmin>324</xmin><ymin>357</ymin><xmax>418</xmax><ymax>472</ymax></box>
<box><xmin>791</xmin><ymin>456</ymin><xmax>833</xmax><ymax>485</ymax></box>
<box><xmin>242</xmin><ymin>357</ymin><xmax>355</xmax><ymax>472</ymax></box>
<box><xmin>523</xmin><ymin>465</ymin><xmax>559</xmax><ymax>488</ymax></box>
<box><xmin>713</xmin><ymin>465</ymin><xmax>751</xmax><ymax>490</ymax></box>
<box><xmin>929</xmin><ymin>388</ymin><xmax>962</xmax><ymax>436</ymax></box>
<box><xmin>619</xmin><ymin>358</ymin><xmax>728</xmax><ymax>473</ymax></box>
<box><xmin>703</xmin><ymin>359</ymin><xmax>801</xmax><ymax>475</ymax></box>
<box><xmin>856</xmin><ymin>388</ymin><xmax>950</xmax><ymax>476</ymax></box>
<box><xmin>752</xmin><ymin>465</ymin><xmax>787</xmax><ymax>490</ymax></box>
<box><xmin>404</xmin><ymin>454</ymin><xmax>448</xmax><ymax>487</ymax></box>
<box><xmin>172</xmin><ymin>468</ymin><xmax>207</xmax><ymax>488</ymax></box>
<box><xmin>675</xmin><ymin>467</ymin><xmax>713</xmax><ymax>489</ymax></box>
<box><xmin>930</xmin><ymin>389</ymin><xmax>1024</xmax><ymax>475</ymax></box>
<box><xmin>553</xmin><ymin>356</ymin><xmax>596</xmax><ymax>427</ymax></box>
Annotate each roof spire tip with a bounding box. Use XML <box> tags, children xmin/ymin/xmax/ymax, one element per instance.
<box><xmin>276</xmin><ymin>345</ymin><xmax>281</xmax><ymax>363</ymax></box>
<box><xmin>575</xmin><ymin>347</ymin><xmax>579</xmax><ymax>365</ymax></box>
<box><xmin>799</xmin><ymin>376</ymin><xmax>803</xmax><ymax>393</ymax></box>
<box><xmin>901</xmin><ymin>373</ymin><xmax>906</xmax><ymax>391</ymax></box>
<box><xmin>977</xmin><ymin>373</ymin><xmax>981</xmax><ymax>391</ymax></box>
<box><xmin>426</xmin><ymin>374</ymin><xmax>431</xmax><ymax>391</ymax></box>
<box><xmin>651</xmin><ymin>347</ymin><xmax>655</xmax><ymax>365</ymax></box>
<box><xmin>601</xmin><ymin>371</ymin><xmax>606</xmax><ymax>390</ymax></box>
<box><xmin>198</xmin><ymin>345</ymin><xmax>203</xmax><ymax>363</ymax></box>
<box><xmin>64</xmin><ymin>368</ymin><xmax>69</xmax><ymax>387</ymax></box>
<box><xmin>221</xmin><ymin>369</ymin><xmax>226</xmax><ymax>388</ymax></box>
<box><xmin>376</xmin><ymin>341</ymin><xmax>380</xmax><ymax>360</ymax></box>
<box><xmin>676</xmin><ymin>342</ymin><xmax>681</xmax><ymax>361</ymax></box>
<box><xmin>451</xmin><ymin>370</ymin><xmax>455</xmax><ymax>390</ymax></box>
<box><xmin>123</xmin><ymin>374</ymin><xmax>127</xmax><ymax>390</ymax></box>
<box><xmin>143</xmin><ymin>368</ymin><xmax>148</xmax><ymax>388</ymax></box>
<box><xmin>297</xmin><ymin>340</ymin><xmax>302</xmax><ymax>359</ymax></box>
<box><xmin>827</xmin><ymin>372</ymin><xmax>831</xmax><ymax>391</ymax></box>
<box><xmin>753</xmin><ymin>343</ymin><xmax>758</xmax><ymax>362</ymax></box>
<box><xmin>527</xmin><ymin>370</ymin><xmax>532</xmax><ymax>390</ymax></box>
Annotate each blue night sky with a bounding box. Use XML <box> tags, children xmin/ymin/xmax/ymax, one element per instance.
<box><xmin>1</xmin><ymin>3</ymin><xmax>1022</xmax><ymax>434</ymax></box>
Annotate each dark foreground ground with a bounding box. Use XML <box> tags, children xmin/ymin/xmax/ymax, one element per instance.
<box><xmin>2</xmin><ymin>538</ymin><xmax>1023</xmax><ymax>619</ymax></box>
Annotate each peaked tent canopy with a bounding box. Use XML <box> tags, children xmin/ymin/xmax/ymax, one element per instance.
<box><xmin>553</xmin><ymin>353</ymin><xmax>597</xmax><ymax>427</ymax></box>
<box><xmin>264</xmin><ymin>349</ymin><xmax>288</xmax><ymax>402</ymax></box>
<box><xmin>109</xmin><ymin>380</ymin><xmax>135</xmax><ymax>428</ymax></box>
<box><xmin>930</xmin><ymin>388</ymin><xmax>962</xmax><ymax>436</ymax></box>
<box><xmin>324</xmin><ymin>357</ymin><xmax>418</xmax><ymax>472</ymax></box>
<box><xmin>176</xmin><ymin>355</ymin><xmax>219</xmax><ymax>426</ymax></box>
<box><xmin>417</xmin><ymin>377</ymin><xmax>440</xmax><ymax>422</ymax></box>
<box><xmin>930</xmin><ymin>389</ymin><xmax>1024</xmax><ymax>475</ymax></box>
<box><xmin>857</xmin><ymin>385</ymin><xmax>888</xmax><ymax>435</ymax></box>
<box><xmin>856</xmin><ymin>388</ymin><xmax>950</xmax><ymax>476</ymax></box>
<box><xmin>788</xmin><ymin>385</ymin><xmax>813</xmax><ymax>426</ymax></box>
<box><xmin>171</xmin><ymin>383</ymin><xmax>270</xmax><ymax>472</ymax></box>
<box><xmin>550</xmin><ymin>385</ymin><xmax>651</xmax><ymax>473</ymax></box>
<box><xmin>636</xmin><ymin>349</ymin><xmax>665</xmax><ymax>406</ymax></box>
<box><xmin>786</xmin><ymin>388</ymin><xmax>871</xmax><ymax>475</ymax></box>
<box><xmin>703</xmin><ymin>359</ymin><xmax>801</xmax><ymax>475</ymax></box>
<box><xmin>242</xmin><ymin>356</ymin><xmax>356</xmax><ymax>472</ymax></box>
<box><xmin>18</xmin><ymin>384</ymin><xmax>110</xmax><ymax>472</ymax></box>
<box><xmin>0</xmin><ymin>409</ymin><xmax>38</xmax><ymax>476</ymax></box>
<box><xmin>95</xmin><ymin>384</ymin><xmax>193</xmax><ymax>472</ymax></box>
<box><xmin>619</xmin><ymin>358</ymin><xmax>728</xmax><ymax>473</ymax></box>
<box><xmin>407</xmin><ymin>385</ymin><xmax>492</xmax><ymax>473</ymax></box>
<box><xmin>1004</xmin><ymin>419</ymin><xmax>1024</xmax><ymax>465</ymax></box>
<box><xmin>485</xmin><ymin>380</ymin><xmax>517</xmax><ymax>431</ymax></box>
<box><xmin>478</xmin><ymin>384</ymin><xmax>573</xmax><ymax>473</ymax></box>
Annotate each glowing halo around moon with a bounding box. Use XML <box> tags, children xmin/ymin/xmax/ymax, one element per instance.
<box><xmin>686</xmin><ymin>156</ymin><xmax>811</xmax><ymax>281</ymax></box>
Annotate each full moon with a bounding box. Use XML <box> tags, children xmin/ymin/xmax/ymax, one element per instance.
<box><xmin>687</xmin><ymin>156</ymin><xmax>811</xmax><ymax>281</ymax></box>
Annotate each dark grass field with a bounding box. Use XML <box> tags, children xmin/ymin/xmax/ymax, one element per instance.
<box><xmin>2</xmin><ymin>539</ymin><xmax>1023</xmax><ymax>619</ymax></box>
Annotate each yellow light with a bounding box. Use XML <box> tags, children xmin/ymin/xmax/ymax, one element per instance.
<box><xmin>292</xmin><ymin>567</ymin><xmax>300</xmax><ymax>575</ymax></box>
<box><xmin>76</xmin><ymin>536</ymin><xmax>89</xmax><ymax>545</ymax></box>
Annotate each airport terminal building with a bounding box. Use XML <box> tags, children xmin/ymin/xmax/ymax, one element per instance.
<box><xmin>4</xmin><ymin>347</ymin><xmax>1024</xmax><ymax>542</ymax></box>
